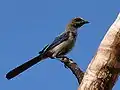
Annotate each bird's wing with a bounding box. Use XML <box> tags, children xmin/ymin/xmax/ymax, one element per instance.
<box><xmin>46</xmin><ymin>31</ymin><xmax>70</xmax><ymax>50</ymax></box>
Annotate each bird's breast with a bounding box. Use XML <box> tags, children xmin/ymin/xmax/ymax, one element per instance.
<box><xmin>49</xmin><ymin>31</ymin><xmax>77</xmax><ymax>56</ymax></box>
<box><xmin>50</xmin><ymin>36</ymin><xmax>76</xmax><ymax>55</ymax></box>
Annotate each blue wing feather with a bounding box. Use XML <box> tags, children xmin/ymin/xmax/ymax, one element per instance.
<box><xmin>46</xmin><ymin>31</ymin><xmax>69</xmax><ymax>50</ymax></box>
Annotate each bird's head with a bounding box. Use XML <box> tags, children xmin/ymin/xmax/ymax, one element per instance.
<box><xmin>68</xmin><ymin>17</ymin><xmax>89</xmax><ymax>29</ymax></box>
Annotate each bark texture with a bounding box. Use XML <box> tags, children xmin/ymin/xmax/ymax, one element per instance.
<box><xmin>78</xmin><ymin>13</ymin><xmax>120</xmax><ymax>90</ymax></box>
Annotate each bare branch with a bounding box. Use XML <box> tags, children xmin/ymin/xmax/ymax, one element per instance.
<box><xmin>78</xmin><ymin>13</ymin><xmax>120</xmax><ymax>90</ymax></box>
<box><xmin>58</xmin><ymin>57</ymin><xmax>84</xmax><ymax>84</ymax></box>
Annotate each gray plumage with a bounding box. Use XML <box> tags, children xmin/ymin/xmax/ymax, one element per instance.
<box><xmin>6</xmin><ymin>17</ymin><xmax>89</xmax><ymax>80</ymax></box>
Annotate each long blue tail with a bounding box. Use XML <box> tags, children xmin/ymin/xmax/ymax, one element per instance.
<box><xmin>6</xmin><ymin>45</ymin><xmax>49</xmax><ymax>80</ymax></box>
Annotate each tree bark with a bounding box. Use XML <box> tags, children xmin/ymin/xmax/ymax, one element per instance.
<box><xmin>78</xmin><ymin>13</ymin><xmax>120</xmax><ymax>90</ymax></box>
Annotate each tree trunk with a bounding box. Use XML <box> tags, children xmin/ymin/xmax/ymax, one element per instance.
<box><xmin>78</xmin><ymin>13</ymin><xmax>120</xmax><ymax>90</ymax></box>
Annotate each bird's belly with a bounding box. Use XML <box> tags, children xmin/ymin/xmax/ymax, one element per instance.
<box><xmin>51</xmin><ymin>39</ymin><xmax>75</xmax><ymax>55</ymax></box>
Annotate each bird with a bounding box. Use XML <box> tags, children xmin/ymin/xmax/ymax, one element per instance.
<box><xmin>6</xmin><ymin>17</ymin><xmax>89</xmax><ymax>80</ymax></box>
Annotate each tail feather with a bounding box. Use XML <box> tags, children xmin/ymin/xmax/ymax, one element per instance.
<box><xmin>6</xmin><ymin>54</ymin><xmax>48</xmax><ymax>80</ymax></box>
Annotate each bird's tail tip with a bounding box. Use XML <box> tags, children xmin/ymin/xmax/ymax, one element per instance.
<box><xmin>6</xmin><ymin>73</ymin><xmax>12</xmax><ymax>80</ymax></box>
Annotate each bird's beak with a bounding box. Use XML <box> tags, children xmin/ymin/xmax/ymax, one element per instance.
<box><xmin>84</xmin><ymin>20</ymin><xmax>89</xmax><ymax>24</ymax></box>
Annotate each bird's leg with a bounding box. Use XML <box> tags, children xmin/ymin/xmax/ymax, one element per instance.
<box><xmin>49</xmin><ymin>52</ymin><xmax>58</xmax><ymax>59</ymax></box>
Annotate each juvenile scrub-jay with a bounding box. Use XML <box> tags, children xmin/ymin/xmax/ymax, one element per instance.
<box><xmin>6</xmin><ymin>17</ymin><xmax>89</xmax><ymax>80</ymax></box>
